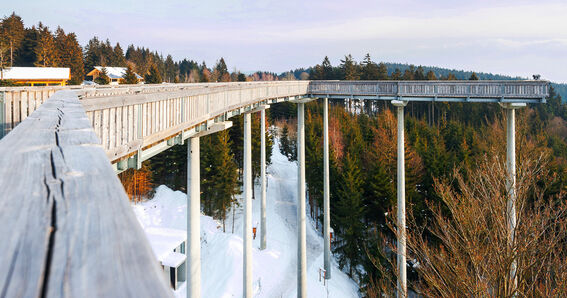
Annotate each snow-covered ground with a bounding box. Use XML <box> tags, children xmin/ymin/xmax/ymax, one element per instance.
<box><xmin>132</xmin><ymin>137</ymin><xmax>360</xmax><ymax>298</ymax></box>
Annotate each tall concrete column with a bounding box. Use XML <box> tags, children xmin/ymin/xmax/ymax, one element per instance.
<box><xmin>501</xmin><ymin>102</ymin><xmax>524</xmax><ymax>290</ymax></box>
<box><xmin>187</xmin><ymin>137</ymin><xmax>201</xmax><ymax>298</ymax></box>
<box><xmin>297</xmin><ymin>102</ymin><xmax>307</xmax><ymax>298</ymax></box>
<box><xmin>243</xmin><ymin>113</ymin><xmax>253</xmax><ymax>298</ymax></box>
<box><xmin>392</xmin><ymin>100</ymin><xmax>407</xmax><ymax>298</ymax></box>
<box><xmin>323</xmin><ymin>97</ymin><xmax>331</xmax><ymax>279</ymax></box>
<box><xmin>260</xmin><ymin>109</ymin><xmax>267</xmax><ymax>250</ymax></box>
<box><xmin>506</xmin><ymin>107</ymin><xmax>517</xmax><ymax>289</ymax></box>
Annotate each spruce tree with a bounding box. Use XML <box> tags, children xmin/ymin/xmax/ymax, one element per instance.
<box><xmin>377</xmin><ymin>62</ymin><xmax>388</xmax><ymax>80</ymax></box>
<box><xmin>340</xmin><ymin>54</ymin><xmax>359</xmax><ymax>80</ymax></box>
<box><xmin>426</xmin><ymin>70</ymin><xmax>437</xmax><ymax>80</ymax></box>
<box><xmin>144</xmin><ymin>64</ymin><xmax>162</xmax><ymax>84</ymax></box>
<box><xmin>361</xmin><ymin>53</ymin><xmax>379</xmax><ymax>80</ymax></box>
<box><xmin>321</xmin><ymin>56</ymin><xmax>333</xmax><ymax>79</ymax></box>
<box><xmin>469</xmin><ymin>72</ymin><xmax>479</xmax><ymax>80</ymax></box>
<box><xmin>1</xmin><ymin>13</ymin><xmax>25</xmax><ymax>66</ymax></box>
<box><xmin>95</xmin><ymin>67</ymin><xmax>111</xmax><ymax>85</ymax></box>
<box><xmin>122</xmin><ymin>64</ymin><xmax>139</xmax><ymax>84</ymax></box>
<box><xmin>210</xmin><ymin>130</ymin><xmax>240</xmax><ymax>231</ymax></box>
<box><xmin>334</xmin><ymin>152</ymin><xmax>365</xmax><ymax>278</ymax></box>
<box><xmin>34</xmin><ymin>24</ymin><xmax>58</xmax><ymax>67</ymax></box>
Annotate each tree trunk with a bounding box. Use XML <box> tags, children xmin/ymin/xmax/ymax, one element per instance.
<box><xmin>10</xmin><ymin>41</ymin><xmax>13</xmax><ymax>67</ymax></box>
<box><xmin>232</xmin><ymin>204</ymin><xmax>235</xmax><ymax>234</ymax></box>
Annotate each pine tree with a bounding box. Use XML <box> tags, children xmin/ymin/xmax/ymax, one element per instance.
<box><xmin>164</xmin><ymin>54</ymin><xmax>176</xmax><ymax>82</ymax></box>
<box><xmin>321</xmin><ymin>56</ymin><xmax>333</xmax><ymax>79</ymax></box>
<box><xmin>121</xmin><ymin>64</ymin><xmax>138</xmax><ymax>84</ymax></box>
<box><xmin>414</xmin><ymin>66</ymin><xmax>426</xmax><ymax>80</ymax></box>
<box><xmin>469</xmin><ymin>72</ymin><xmax>479</xmax><ymax>80</ymax></box>
<box><xmin>377</xmin><ymin>62</ymin><xmax>388</xmax><ymax>80</ymax></box>
<box><xmin>54</xmin><ymin>27</ymin><xmax>84</xmax><ymax>84</ymax></box>
<box><xmin>210</xmin><ymin>130</ymin><xmax>240</xmax><ymax>231</ymax></box>
<box><xmin>144</xmin><ymin>64</ymin><xmax>162</xmax><ymax>84</ymax></box>
<box><xmin>95</xmin><ymin>67</ymin><xmax>111</xmax><ymax>85</ymax></box>
<box><xmin>14</xmin><ymin>26</ymin><xmax>39</xmax><ymax>67</ymax></box>
<box><xmin>34</xmin><ymin>24</ymin><xmax>58</xmax><ymax>67</ymax></box>
<box><xmin>340</xmin><ymin>54</ymin><xmax>359</xmax><ymax>80</ymax></box>
<box><xmin>1</xmin><ymin>13</ymin><xmax>25</xmax><ymax>67</ymax></box>
<box><xmin>112</xmin><ymin>43</ymin><xmax>127</xmax><ymax>66</ymax></box>
<box><xmin>333</xmin><ymin>152</ymin><xmax>366</xmax><ymax>278</ymax></box>
<box><xmin>83</xmin><ymin>37</ymin><xmax>102</xmax><ymax>73</ymax></box>
<box><xmin>214</xmin><ymin>57</ymin><xmax>230</xmax><ymax>82</ymax></box>
<box><xmin>361</xmin><ymin>53</ymin><xmax>379</xmax><ymax>80</ymax></box>
<box><xmin>426</xmin><ymin>70</ymin><xmax>437</xmax><ymax>80</ymax></box>
<box><xmin>391</xmin><ymin>68</ymin><xmax>402</xmax><ymax>80</ymax></box>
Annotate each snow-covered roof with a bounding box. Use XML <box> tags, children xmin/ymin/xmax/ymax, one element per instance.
<box><xmin>143</xmin><ymin>227</ymin><xmax>186</xmax><ymax>263</ymax></box>
<box><xmin>0</xmin><ymin>67</ymin><xmax>70</xmax><ymax>80</ymax></box>
<box><xmin>91</xmin><ymin>66</ymin><xmax>142</xmax><ymax>79</ymax></box>
<box><xmin>162</xmin><ymin>252</ymin><xmax>186</xmax><ymax>268</ymax></box>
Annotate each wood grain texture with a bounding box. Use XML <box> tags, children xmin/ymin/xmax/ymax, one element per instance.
<box><xmin>0</xmin><ymin>90</ymin><xmax>172</xmax><ymax>298</ymax></box>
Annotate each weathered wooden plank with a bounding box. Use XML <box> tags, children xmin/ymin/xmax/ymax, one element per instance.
<box><xmin>102</xmin><ymin>108</ymin><xmax>109</xmax><ymax>150</ymax></box>
<box><xmin>0</xmin><ymin>90</ymin><xmax>172</xmax><ymax>298</ymax></box>
<box><xmin>109</xmin><ymin>107</ymin><xmax>116</xmax><ymax>151</ymax></box>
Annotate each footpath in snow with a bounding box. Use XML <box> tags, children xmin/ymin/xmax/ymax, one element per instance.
<box><xmin>132</xmin><ymin>137</ymin><xmax>360</xmax><ymax>298</ymax></box>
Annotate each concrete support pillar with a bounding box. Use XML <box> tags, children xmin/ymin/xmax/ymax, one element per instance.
<box><xmin>323</xmin><ymin>98</ymin><xmax>331</xmax><ymax>279</ymax></box>
<box><xmin>297</xmin><ymin>102</ymin><xmax>307</xmax><ymax>298</ymax></box>
<box><xmin>260</xmin><ymin>109</ymin><xmax>267</xmax><ymax>250</ymax></box>
<box><xmin>507</xmin><ymin>107</ymin><xmax>517</xmax><ymax>289</ymax></box>
<box><xmin>501</xmin><ymin>102</ymin><xmax>524</xmax><ymax>290</ymax></box>
<box><xmin>392</xmin><ymin>100</ymin><xmax>407</xmax><ymax>298</ymax></box>
<box><xmin>243</xmin><ymin>113</ymin><xmax>253</xmax><ymax>298</ymax></box>
<box><xmin>187</xmin><ymin>137</ymin><xmax>201</xmax><ymax>298</ymax></box>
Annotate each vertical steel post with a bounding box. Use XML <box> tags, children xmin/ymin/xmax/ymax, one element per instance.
<box><xmin>297</xmin><ymin>102</ymin><xmax>307</xmax><ymax>298</ymax></box>
<box><xmin>392</xmin><ymin>100</ymin><xmax>407</xmax><ymax>298</ymax></box>
<box><xmin>187</xmin><ymin>137</ymin><xmax>201</xmax><ymax>298</ymax></box>
<box><xmin>323</xmin><ymin>98</ymin><xmax>331</xmax><ymax>279</ymax></box>
<box><xmin>243</xmin><ymin>113</ymin><xmax>253</xmax><ymax>298</ymax></box>
<box><xmin>260</xmin><ymin>109</ymin><xmax>267</xmax><ymax>250</ymax></box>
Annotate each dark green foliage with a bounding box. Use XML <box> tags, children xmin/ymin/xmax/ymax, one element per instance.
<box><xmin>144</xmin><ymin>64</ymin><xmax>162</xmax><ymax>84</ymax></box>
<box><xmin>279</xmin><ymin>124</ymin><xmax>296</xmax><ymax>161</ymax></box>
<box><xmin>341</xmin><ymin>54</ymin><xmax>359</xmax><ymax>80</ymax></box>
<box><xmin>333</xmin><ymin>153</ymin><xmax>366</xmax><ymax>278</ymax></box>
<box><xmin>122</xmin><ymin>64</ymin><xmax>138</xmax><ymax>84</ymax></box>
<box><xmin>94</xmin><ymin>67</ymin><xmax>110</xmax><ymax>85</ymax></box>
<box><xmin>0</xmin><ymin>12</ymin><xmax>25</xmax><ymax>67</ymax></box>
<box><xmin>54</xmin><ymin>27</ymin><xmax>84</xmax><ymax>84</ymax></box>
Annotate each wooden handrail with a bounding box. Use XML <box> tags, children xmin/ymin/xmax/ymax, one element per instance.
<box><xmin>0</xmin><ymin>90</ymin><xmax>172</xmax><ymax>297</ymax></box>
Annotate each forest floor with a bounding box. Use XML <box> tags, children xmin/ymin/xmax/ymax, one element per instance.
<box><xmin>132</xmin><ymin>137</ymin><xmax>360</xmax><ymax>297</ymax></box>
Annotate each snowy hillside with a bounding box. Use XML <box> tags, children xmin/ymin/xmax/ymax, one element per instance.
<box><xmin>132</xmin><ymin>138</ymin><xmax>360</xmax><ymax>298</ymax></box>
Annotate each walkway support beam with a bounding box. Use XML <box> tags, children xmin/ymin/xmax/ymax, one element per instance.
<box><xmin>392</xmin><ymin>100</ymin><xmax>408</xmax><ymax>298</ymax></box>
<box><xmin>243</xmin><ymin>112</ymin><xmax>253</xmax><ymax>298</ymax></box>
<box><xmin>297</xmin><ymin>102</ymin><xmax>307</xmax><ymax>298</ymax></box>
<box><xmin>187</xmin><ymin>137</ymin><xmax>201</xmax><ymax>298</ymax></box>
<box><xmin>323</xmin><ymin>97</ymin><xmax>331</xmax><ymax>279</ymax></box>
<box><xmin>260</xmin><ymin>108</ymin><xmax>267</xmax><ymax>250</ymax></box>
<box><xmin>500</xmin><ymin>102</ymin><xmax>525</xmax><ymax>290</ymax></box>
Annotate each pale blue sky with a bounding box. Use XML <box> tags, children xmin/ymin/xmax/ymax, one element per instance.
<box><xmin>7</xmin><ymin>0</ymin><xmax>567</xmax><ymax>82</ymax></box>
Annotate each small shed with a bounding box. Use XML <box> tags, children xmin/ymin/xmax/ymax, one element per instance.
<box><xmin>143</xmin><ymin>227</ymin><xmax>187</xmax><ymax>292</ymax></box>
<box><xmin>0</xmin><ymin>67</ymin><xmax>70</xmax><ymax>86</ymax></box>
<box><xmin>86</xmin><ymin>66</ymin><xmax>143</xmax><ymax>85</ymax></box>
